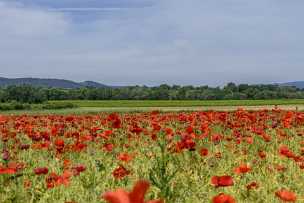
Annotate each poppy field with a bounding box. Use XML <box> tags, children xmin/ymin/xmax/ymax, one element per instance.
<box><xmin>0</xmin><ymin>108</ymin><xmax>303</xmax><ymax>203</ymax></box>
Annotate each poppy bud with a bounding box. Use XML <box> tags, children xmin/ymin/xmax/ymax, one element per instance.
<box><xmin>2</xmin><ymin>150</ymin><xmax>10</xmax><ymax>161</ymax></box>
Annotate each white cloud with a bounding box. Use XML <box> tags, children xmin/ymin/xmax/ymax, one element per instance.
<box><xmin>0</xmin><ymin>0</ymin><xmax>304</xmax><ymax>86</ymax></box>
<box><xmin>47</xmin><ymin>7</ymin><xmax>132</xmax><ymax>12</ymax></box>
<box><xmin>0</xmin><ymin>1</ymin><xmax>69</xmax><ymax>38</ymax></box>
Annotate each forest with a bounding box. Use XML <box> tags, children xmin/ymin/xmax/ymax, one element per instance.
<box><xmin>0</xmin><ymin>83</ymin><xmax>303</xmax><ymax>104</ymax></box>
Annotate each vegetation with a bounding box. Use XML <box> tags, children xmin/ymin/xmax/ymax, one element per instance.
<box><xmin>0</xmin><ymin>102</ymin><xmax>77</xmax><ymax>111</ymax></box>
<box><xmin>41</xmin><ymin>102</ymin><xmax>78</xmax><ymax>110</ymax></box>
<box><xmin>0</xmin><ymin>102</ymin><xmax>31</xmax><ymax>111</ymax></box>
<box><xmin>1</xmin><ymin>84</ymin><xmax>304</xmax><ymax>112</ymax></box>
<box><xmin>1</xmin><ymin>83</ymin><xmax>304</xmax><ymax>104</ymax></box>
<box><xmin>55</xmin><ymin>99</ymin><xmax>304</xmax><ymax>108</ymax></box>
<box><xmin>0</xmin><ymin>110</ymin><xmax>303</xmax><ymax>202</ymax></box>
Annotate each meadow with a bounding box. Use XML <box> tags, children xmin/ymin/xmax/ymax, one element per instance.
<box><xmin>53</xmin><ymin>99</ymin><xmax>304</xmax><ymax>108</ymax></box>
<box><xmin>2</xmin><ymin>99</ymin><xmax>303</xmax><ymax>115</ymax></box>
<box><xmin>0</xmin><ymin>108</ymin><xmax>303</xmax><ymax>202</ymax></box>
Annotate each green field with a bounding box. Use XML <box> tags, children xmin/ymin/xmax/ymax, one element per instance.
<box><xmin>53</xmin><ymin>99</ymin><xmax>304</xmax><ymax>108</ymax></box>
<box><xmin>2</xmin><ymin>99</ymin><xmax>304</xmax><ymax>114</ymax></box>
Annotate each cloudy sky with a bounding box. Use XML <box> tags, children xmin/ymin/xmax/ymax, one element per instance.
<box><xmin>0</xmin><ymin>0</ymin><xmax>303</xmax><ymax>86</ymax></box>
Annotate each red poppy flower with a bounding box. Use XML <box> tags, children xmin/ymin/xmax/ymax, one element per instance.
<box><xmin>117</xmin><ymin>153</ymin><xmax>133</xmax><ymax>163</ymax></box>
<box><xmin>212</xmin><ymin>193</ymin><xmax>236</xmax><ymax>203</ymax></box>
<box><xmin>279</xmin><ymin>145</ymin><xmax>295</xmax><ymax>159</ymax></box>
<box><xmin>23</xmin><ymin>179</ymin><xmax>32</xmax><ymax>189</ymax></box>
<box><xmin>34</xmin><ymin>167</ymin><xmax>49</xmax><ymax>175</ymax></box>
<box><xmin>99</xmin><ymin>130</ymin><xmax>113</xmax><ymax>140</ymax></box>
<box><xmin>45</xmin><ymin>170</ymin><xmax>72</xmax><ymax>189</ymax></box>
<box><xmin>112</xmin><ymin>166</ymin><xmax>130</xmax><ymax>179</ymax></box>
<box><xmin>200</xmin><ymin>148</ymin><xmax>209</xmax><ymax>157</ymax></box>
<box><xmin>56</xmin><ymin>170</ymin><xmax>72</xmax><ymax>187</ymax></box>
<box><xmin>2</xmin><ymin>150</ymin><xmax>10</xmax><ymax>161</ymax></box>
<box><xmin>275</xmin><ymin>189</ymin><xmax>297</xmax><ymax>202</ymax></box>
<box><xmin>103</xmin><ymin>143</ymin><xmax>114</xmax><ymax>152</ymax></box>
<box><xmin>258</xmin><ymin>150</ymin><xmax>266</xmax><ymax>159</ymax></box>
<box><xmin>72</xmin><ymin>164</ymin><xmax>86</xmax><ymax>176</ymax></box>
<box><xmin>211</xmin><ymin>176</ymin><xmax>234</xmax><ymax>187</ymax></box>
<box><xmin>0</xmin><ymin>167</ymin><xmax>16</xmax><ymax>175</ymax></box>
<box><xmin>211</xmin><ymin>134</ymin><xmax>222</xmax><ymax>143</ymax></box>
<box><xmin>19</xmin><ymin>144</ymin><xmax>30</xmax><ymax>150</ymax></box>
<box><xmin>234</xmin><ymin>164</ymin><xmax>251</xmax><ymax>174</ymax></box>
<box><xmin>103</xmin><ymin>180</ymin><xmax>164</xmax><ymax>203</ymax></box>
<box><xmin>63</xmin><ymin>159</ymin><xmax>71</xmax><ymax>169</ymax></box>
<box><xmin>246</xmin><ymin>136</ymin><xmax>254</xmax><ymax>144</ymax></box>
<box><xmin>214</xmin><ymin>152</ymin><xmax>222</xmax><ymax>159</ymax></box>
<box><xmin>246</xmin><ymin>182</ymin><xmax>259</xmax><ymax>190</ymax></box>
<box><xmin>275</xmin><ymin>164</ymin><xmax>287</xmax><ymax>172</ymax></box>
<box><xmin>300</xmin><ymin>147</ymin><xmax>304</xmax><ymax>155</ymax></box>
<box><xmin>54</xmin><ymin>138</ymin><xmax>65</xmax><ymax>153</ymax></box>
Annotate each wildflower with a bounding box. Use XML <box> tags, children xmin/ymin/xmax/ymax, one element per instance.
<box><xmin>55</xmin><ymin>138</ymin><xmax>65</xmax><ymax>153</ymax></box>
<box><xmin>211</xmin><ymin>176</ymin><xmax>234</xmax><ymax>187</ymax></box>
<box><xmin>72</xmin><ymin>164</ymin><xmax>86</xmax><ymax>176</ymax></box>
<box><xmin>200</xmin><ymin>148</ymin><xmax>209</xmax><ymax>157</ymax></box>
<box><xmin>117</xmin><ymin>153</ymin><xmax>133</xmax><ymax>163</ymax></box>
<box><xmin>258</xmin><ymin>150</ymin><xmax>266</xmax><ymax>159</ymax></box>
<box><xmin>275</xmin><ymin>189</ymin><xmax>297</xmax><ymax>202</ymax></box>
<box><xmin>246</xmin><ymin>182</ymin><xmax>259</xmax><ymax>190</ymax></box>
<box><xmin>103</xmin><ymin>180</ymin><xmax>164</xmax><ymax>203</ymax></box>
<box><xmin>19</xmin><ymin>144</ymin><xmax>30</xmax><ymax>150</ymax></box>
<box><xmin>234</xmin><ymin>164</ymin><xmax>251</xmax><ymax>174</ymax></box>
<box><xmin>103</xmin><ymin>143</ymin><xmax>114</xmax><ymax>152</ymax></box>
<box><xmin>2</xmin><ymin>150</ymin><xmax>10</xmax><ymax>161</ymax></box>
<box><xmin>279</xmin><ymin>145</ymin><xmax>295</xmax><ymax>158</ymax></box>
<box><xmin>212</xmin><ymin>193</ymin><xmax>236</xmax><ymax>203</ymax></box>
<box><xmin>112</xmin><ymin>165</ymin><xmax>130</xmax><ymax>179</ymax></box>
<box><xmin>34</xmin><ymin>167</ymin><xmax>49</xmax><ymax>175</ymax></box>
<box><xmin>0</xmin><ymin>167</ymin><xmax>16</xmax><ymax>175</ymax></box>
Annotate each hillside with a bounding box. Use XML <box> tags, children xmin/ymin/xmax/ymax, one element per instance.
<box><xmin>281</xmin><ymin>81</ymin><xmax>304</xmax><ymax>89</ymax></box>
<box><xmin>0</xmin><ymin>77</ymin><xmax>108</xmax><ymax>88</ymax></box>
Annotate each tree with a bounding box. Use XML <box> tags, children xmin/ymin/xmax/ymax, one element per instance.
<box><xmin>5</xmin><ymin>85</ymin><xmax>47</xmax><ymax>103</ymax></box>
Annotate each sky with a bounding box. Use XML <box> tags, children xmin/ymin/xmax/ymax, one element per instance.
<box><xmin>0</xmin><ymin>0</ymin><xmax>304</xmax><ymax>86</ymax></box>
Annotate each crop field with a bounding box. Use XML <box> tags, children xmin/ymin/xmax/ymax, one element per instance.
<box><xmin>1</xmin><ymin>99</ymin><xmax>304</xmax><ymax>115</ymax></box>
<box><xmin>0</xmin><ymin>108</ymin><xmax>303</xmax><ymax>203</ymax></box>
<box><xmin>53</xmin><ymin>99</ymin><xmax>304</xmax><ymax>108</ymax></box>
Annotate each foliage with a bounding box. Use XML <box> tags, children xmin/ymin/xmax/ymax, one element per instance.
<box><xmin>41</xmin><ymin>102</ymin><xmax>78</xmax><ymax>110</ymax></box>
<box><xmin>1</xmin><ymin>85</ymin><xmax>47</xmax><ymax>103</ymax></box>
<box><xmin>55</xmin><ymin>99</ymin><xmax>304</xmax><ymax>108</ymax></box>
<box><xmin>1</xmin><ymin>83</ymin><xmax>304</xmax><ymax>103</ymax></box>
<box><xmin>0</xmin><ymin>102</ymin><xmax>77</xmax><ymax>111</ymax></box>
<box><xmin>0</xmin><ymin>102</ymin><xmax>31</xmax><ymax>111</ymax></box>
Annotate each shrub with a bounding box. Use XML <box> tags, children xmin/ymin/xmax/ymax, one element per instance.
<box><xmin>0</xmin><ymin>102</ymin><xmax>31</xmax><ymax>111</ymax></box>
<box><xmin>41</xmin><ymin>102</ymin><xmax>78</xmax><ymax>110</ymax></box>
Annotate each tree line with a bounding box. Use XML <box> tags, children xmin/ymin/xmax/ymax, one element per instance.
<box><xmin>0</xmin><ymin>83</ymin><xmax>303</xmax><ymax>104</ymax></box>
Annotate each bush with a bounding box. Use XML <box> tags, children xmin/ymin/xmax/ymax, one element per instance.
<box><xmin>0</xmin><ymin>103</ymin><xmax>13</xmax><ymax>111</ymax></box>
<box><xmin>12</xmin><ymin>102</ymin><xmax>31</xmax><ymax>110</ymax></box>
<box><xmin>41</xmin><ymin>102</ymin><xmax>78</xmax><ymax>110</ymax></box>
<box><xmin>0</xmin><ymin>102</ymin><xmax>31</xmax><ymax>111</ymax></box>
<box><xmin>0</xmin><ymin>102</ymin><xmax>77</xmax><ymax>111</ymax></box>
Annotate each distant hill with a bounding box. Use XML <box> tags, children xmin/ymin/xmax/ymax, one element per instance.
<box><xmin>0</xmin><ymin>77</ymin><xmax>109</xmax><ymax>88</ymax></box>
<box><xmin>281</xmin><ymin>81</ymin><xmax>304</xmax><ymax>89</ymax></box>
<box><xmin>79</xmin><ymin>81</ymin><xmax>109</xmax><ymax>88</ymax></box>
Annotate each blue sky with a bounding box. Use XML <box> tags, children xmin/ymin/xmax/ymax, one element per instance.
<box><xmin>0</xmin><ymin>0</ymin><xmax>304</xmax><ymax>86</ymax></box>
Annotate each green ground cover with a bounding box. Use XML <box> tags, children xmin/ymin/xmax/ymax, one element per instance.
<box><xmin>53</xmin><ymin>99</ymin><xmax>304</xmax><ymax>108</ymax></box>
